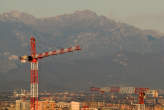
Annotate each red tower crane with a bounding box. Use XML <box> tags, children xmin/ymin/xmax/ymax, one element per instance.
<box><xmin>135</xmin><ymin>88</ymin><xmax>149</xmax><ymax>104</ymax></box>
<box><xmin>90</xmin><ymin>87</ymin><xmax>150</xmax><ymax>104</ymax></box>
<box><xmin>20</xmin><ymin>36</ymin><xmax>81</xmax><ymax>110</ymax></box>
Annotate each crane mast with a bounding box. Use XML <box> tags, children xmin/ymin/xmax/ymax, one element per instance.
<box><xmin>30</xmin><ymin>37</ymin><xmax>38</xmax><ymax>110</ymax></box>
<box><xmin>20</xmin><ymin>36</ymin><xmax>81</xmax><ymax>110</ymax></box>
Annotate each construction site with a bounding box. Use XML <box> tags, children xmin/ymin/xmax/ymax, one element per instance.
<box><xmin>0</xmin><ymin>36</ymin><xmax>163</xmax><ymax>110</ymax></box>
<box><xmin>0</xmin><ymin>86</ymin><xmax>164</xmax><ymax>110</ymax></box>
<box><xmin>1</xmin><ymin>0</ymin><xmax>164</xmax><ymax>109</ymax></box>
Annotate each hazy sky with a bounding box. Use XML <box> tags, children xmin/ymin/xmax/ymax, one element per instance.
<box><xmin>0</xmin><ymin>0</ymin><xmax>164</xmax><ymax>17</ymax></box>
<box><xmin>1</xmin><ymin>0</ymin><xmax>164</xmax><ymax>32</ymax></box>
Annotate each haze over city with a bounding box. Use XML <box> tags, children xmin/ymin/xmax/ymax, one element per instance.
<box><xmin>1</xmin><ymin>0</ymin><xmax>164</xmax><ymax>110</ymax></box>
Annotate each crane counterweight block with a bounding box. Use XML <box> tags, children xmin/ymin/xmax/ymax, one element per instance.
<box><xmin>20</xmin><ymin>55</ymin><xmax>34</xmax><ymax>63</ymax></box>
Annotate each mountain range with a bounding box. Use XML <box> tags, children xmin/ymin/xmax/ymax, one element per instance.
<box><xmin>0</xmin><ymin>10</ymin><xmax>164</xmax><ymax>90</ymax></box>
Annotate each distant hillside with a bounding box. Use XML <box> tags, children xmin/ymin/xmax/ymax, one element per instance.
<box><xmin>0</xmin><ymin>10</ymin><xmax>164</xmax><ymax>90</ymax></box>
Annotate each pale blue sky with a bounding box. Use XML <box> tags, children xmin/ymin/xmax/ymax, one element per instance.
<box><xmin>1</xmin><ymin>0</ymin><xmax>164</xmax><ymax>17</ymax></box>
<box><xmin>1</xmin><ymin>0</ymin><xmax>164</xmax><ymax>32</ymax></box>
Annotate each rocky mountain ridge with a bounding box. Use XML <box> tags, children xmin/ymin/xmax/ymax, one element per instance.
<box><xmin>0</xmin><ymin>10</ymin><xmax>164</xmax><ymax>90</ymax></box>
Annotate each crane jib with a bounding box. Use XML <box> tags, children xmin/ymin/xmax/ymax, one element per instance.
<box><xmin>20</xmin><ymin>36</ymin><xmax>81</xmax><ymax>110</ymax></box>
